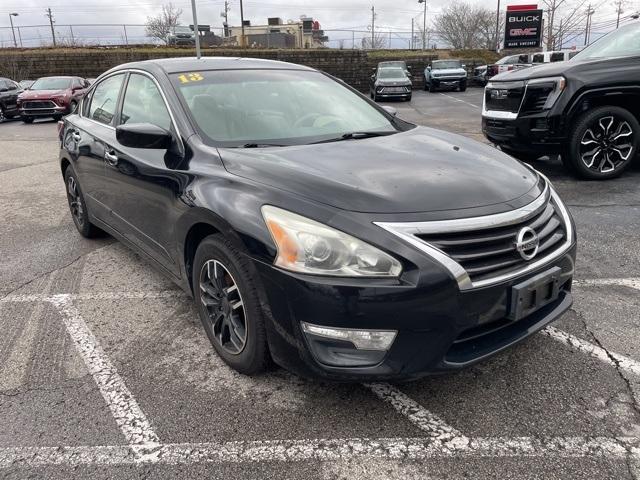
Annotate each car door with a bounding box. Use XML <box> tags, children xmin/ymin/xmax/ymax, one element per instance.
<box><xmin>68</xmin><ymin>73</ymin><xmax>126</xmax><ymax>223</ymax></box>
<box><xmin>103</xmin><ymin>71</ymin><xmax>183</xmax><ymax>276</ymax></box>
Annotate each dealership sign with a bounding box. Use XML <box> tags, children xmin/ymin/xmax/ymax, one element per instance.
<box><xmin>504</xmin><ymin>4</ymin><xmax>543</xmax><ymax>49</ymax></box>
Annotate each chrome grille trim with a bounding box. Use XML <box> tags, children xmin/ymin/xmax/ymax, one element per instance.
<box><xmin>375</xmin><ymin>183</ymin><xmax>573</xmax><ymax>290</ymax></box>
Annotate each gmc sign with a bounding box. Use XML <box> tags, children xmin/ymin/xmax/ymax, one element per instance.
<box><xmin>504</xmin><ymin>8</ymin><xmax>543</xmax><ymax>49</ymax></box>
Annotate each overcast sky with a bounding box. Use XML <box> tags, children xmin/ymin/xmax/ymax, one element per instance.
<box><xmin>0</xmin><ymin>0</ymin><xmax>633</xmax><ymax>48</ymax></box>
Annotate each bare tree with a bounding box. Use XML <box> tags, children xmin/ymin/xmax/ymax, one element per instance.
<box><xmin>145</xmin><ymin>3</ymin><xmax>183</xmax><ymax>44</ymax></box>
<box><xmin>540</xmin><ymin>0</ymin><xmax>589</xmax><ymax>49</ymax></box>
<box><xmin>361</xmin><ymin>31</ymin><xmax>387</xmax><ymax>49</ymax></box>
<box><xmin>434</xmin><ymin>1</ymin><xmax>500</xmax><ymax>49</ymax></box>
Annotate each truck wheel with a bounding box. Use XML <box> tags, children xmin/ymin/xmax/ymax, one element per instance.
<box><xmin>459</xmin><ymin>80</ymin><xmax>467</xmax><ymax>92</ymax></box>
<box><xmin>567</xmin><ymin>106</ymin><xmax>639</xmax><ymax>179</ymax></box>
<box><xmin>428</xmin><ymin>83</ymin><xmax>436</xmax><ymax>93</ymax></box>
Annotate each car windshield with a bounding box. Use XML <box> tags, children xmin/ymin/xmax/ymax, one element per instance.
<box><xmin>572</xmin><ymin>23</ymin><xmax>640</xmax><ymax>60</ymax></box>
<box><xmin>432</xmin><ymin>60</ymin><xmax>461</xmax><ymax>69</ymax></box>
<box><xmin>381</xmin><ymin>62</ymin><xmax>406</xmax><ymax>69</ymax></box>
<box><xmin>172</xmin><ymin>69</ymin><xmax>402</xmax><ymax>147</ymax></box>
<box><xmin>378</xmin><ymin>68</ymin><xmax>406</xmax><ymax>78</ymax></box>
<box><xmin>30</xmin><ymin>77</ymin><xmax>72</xmax><ymax>90</ymax></box>
<box><xmin>174</xmin><ymin>26</ymin><xmax>192</xmax><ymax>33</ymax></box>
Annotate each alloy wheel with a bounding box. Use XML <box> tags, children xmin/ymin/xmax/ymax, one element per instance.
<box><xmin>0</xmin><ymin>108</ymin><xmax>5</xmax><ymax>123</ymax></box>
<box><xmin>66</xmin><ymin>176</ymin><xmax>85</xmax><ymax>226</ymax></box>
<box><xmin>579</xmin><ymin>115</ymin><xmax>634</xmax><ymax>174</ymax></box>
<box><xmin>199</xmin><ymin>259</ymin><xmax>247</xmax><ymax>355</ymax></box>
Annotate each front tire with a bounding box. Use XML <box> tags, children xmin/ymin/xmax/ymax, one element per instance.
<box><xmin>22</xmin><ymin>116</ymin><xmax>33</xmax><ymax>124</ymax></box>
<box><xmin>567</xmin><ymin>106</ymin><xmax>639</xmax><ymax>179</ymax></box>
<box><xmin>193</xmin><ymin>235</ymin><xmax>270</xmax><ymax>375</ymax></box>
<box><xmin>459</xmin><ymin>80</ymin><xmax>467</xmax><ymax>92</ymax></box>
<box><xmin>64</xmin><ymin>166</ymin><xmax>103</xmax><ymax>238</ymax></box>
<box><xmin>428</xmin><ymin>83</ymin><xmax>436</xmax><ymax>93</ymax></box>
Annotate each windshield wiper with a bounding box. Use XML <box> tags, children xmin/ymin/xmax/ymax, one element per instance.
<box><xmin>311</xmin><ymin>131</ymin><xmax>396</xmax><ymax>144</ymax></box>
<box><xmin>241</xmin><ymin>143</ymin><xmax>288</xmax><ymax>148</ymax></box>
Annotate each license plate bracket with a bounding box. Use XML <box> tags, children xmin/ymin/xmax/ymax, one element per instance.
<box><xmin>508</xmin><ymin>267</ymin><xmax>561</xmax><ymax>321</ymax></box>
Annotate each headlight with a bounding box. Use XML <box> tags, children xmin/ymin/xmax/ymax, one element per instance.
<box><xmin>526</xmin><ymin>76</ymin><xmax>566</xmax><ymax>110</ymax></box>
<box><xmin>261</xmin><ymin>205</ymin><xmax>403</xmax><ymax>277</ymax></box>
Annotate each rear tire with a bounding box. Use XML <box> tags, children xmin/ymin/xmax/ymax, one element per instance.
<box><xmin>193</xmin><ymin>235</ymin><xmax>270</xmax><ymax>375</ymax></box>
<box><xmin>63</xmin><ymin>166</ymin><xmax>103</xmax><ymax>238</ymax></box>
<box><xmin>567</xmin><ymin>105</ymin><xmax>639</xmax><ymax>179</ymax></box>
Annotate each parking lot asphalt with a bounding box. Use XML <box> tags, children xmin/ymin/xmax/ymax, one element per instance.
<box><xmin>1</xmin><ymin>87</ymin><xmax>639</xmax><ymax>479</ymax></box>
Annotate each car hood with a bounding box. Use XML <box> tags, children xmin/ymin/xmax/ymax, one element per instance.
<box><xmin>431</xmin><ymin>68</ymin><xmax>467</xmax><ymax>76</ymax></box>
<box><xmin>376</xmin><ymin>77</ymin><xmax>411</xmax><ymax>85</ymax></box>
<box><xmin>19</xmin><ymin>89</ymin><xmax>67</xmax><ymax>99</ymax></box>
<box><xmin>218</xmin><ymin>127</ymin><xmax>539</xmax><ymax>214</ymax></box>
<box><xmin>492</xmin><ymin>61</ymin><xmax>570</xmax><ymax>81</ymax></box>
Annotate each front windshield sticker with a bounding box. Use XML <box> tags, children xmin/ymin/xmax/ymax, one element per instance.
<box><xmin>177</xmin><ymin>72</ymin><xmax>204</xmax><ymax>84</ymax></box>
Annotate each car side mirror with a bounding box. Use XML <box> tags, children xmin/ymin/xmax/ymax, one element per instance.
<box><xmin>116</xmin><ymin>123</ymin><xmax>173</xmax><ymax>149</ymax></box>
<box><xmin>381</xmin><ymin>105</ymin><xmax>397</xmax><ymax>116</ymax></box>
<box><xmin>426</xmin><ymin>66</ymin><xmax>431</xmax><ymax>71</ymax></box>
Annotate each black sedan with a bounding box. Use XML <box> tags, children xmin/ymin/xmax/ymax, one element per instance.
<box><xmin>369</xmin><ymin>66</ymin><xmax>412</xmax><ymax>102</ymax></box>
<box><xmin>0</xmin><ymin>77</ymin><xmax>22</xmax><ymax>122</ymax></box>
<box><xmin>59</xmin><ymin>57</ymin><xmax>576</xmax><ymax>381</ymax></box>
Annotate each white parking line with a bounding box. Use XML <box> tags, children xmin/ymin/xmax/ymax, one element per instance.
<box><xmin>364</xmin><ymin>383</ymin><xmax>464</xmax><ymax>442</ymax></box>
<box><xmin>0</xmin><ymin>436</ymin><xmax>636</xmax><ymax>467</ymax></box>
<box><xmin>438</xmin><ymin>93</ymin><xmax>481</xmax><ymax>109</ymax></box>
<box><xmin>0</xmin><ymin>291</ymin><xmax>183</xmax><ymax>303</ymax></box>
<box><xmin>574</xmin><ymin>278</ymin><xmax>640</xmax><ymax>290</ymax></box>
<box><xmin>50</xmin><ymin>294</ymin><xmax>160</xmax><ymax>447</ymax></box>
<box><xmin>542</xmin><ymin>326</ymin><xmax>640</xmax><ymax>377</ymax></box>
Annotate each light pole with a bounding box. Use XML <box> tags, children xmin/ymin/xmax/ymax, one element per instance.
<box><xmin>189</xmin><ymin>0</ymin><xmax>201</xmax><ymax>58</ymax></box>
<box><xmin>9</xmin><ymin>13</ymin><xmax>18</xmax><ymax>48</ymax></box>
<box><xmin>418</xmin><ymin>0</ymin><xmax>426</xmax><ymax>50</ymax></box>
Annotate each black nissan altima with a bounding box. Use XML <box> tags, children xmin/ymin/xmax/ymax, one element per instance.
<box><xmin>59</xmin><ymin>57</ymin><xmax>576</xmax><ymax>381</ymax></box>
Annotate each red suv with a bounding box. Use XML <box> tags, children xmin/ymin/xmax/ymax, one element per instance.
<box><xmin>17</xmin><ymin>76</ymin><xmax>89</xmax><ymax>123</ymax></box>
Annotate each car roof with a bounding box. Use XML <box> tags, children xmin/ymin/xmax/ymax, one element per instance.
<box><xmin>108</xmin><ymin>57</ymin><xmax>317</xmax><ymax>75</ymax></box>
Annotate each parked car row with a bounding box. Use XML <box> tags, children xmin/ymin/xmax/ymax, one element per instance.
<box><xmin>0</xmin><ymin>75</ymin><xmax>90</xmax><ymax>123</ymax></box>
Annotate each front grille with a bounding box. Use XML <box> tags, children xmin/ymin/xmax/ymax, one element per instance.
<box><xmin>380</xmin><ymin>86</ymin><xmax>409</xmax><ymax>93</ymax></box>
<box><xmin>484</xmin><ymin>83</ymin><xmax>525</xmax><ymax>113</ymax></box>
<box><xmin>415</xmin><ymin>194</ymin><xmax>566</xmax><ymax>284</ymax></box>
<box><xmin>24</xmin><ymin>100</ymin><xmax>56</xmax><ymax>109</ymax></box>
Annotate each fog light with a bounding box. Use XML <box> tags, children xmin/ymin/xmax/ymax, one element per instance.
<box><xmin>301</xmin><ymin>322</ymin><xmax>397</xmax><ymax>351</ymax></box>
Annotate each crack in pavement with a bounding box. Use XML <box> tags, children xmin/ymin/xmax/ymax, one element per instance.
<box><xmin>570</xmin><ymin>307</ymin><xmax>640</xmax><ymax>479</ymax></box>
<box><xmin>0</xmin><ymin>374</ymin><xmax>92</xmax><ymax>398</ymax></box>
<box><xmin>0</xmin><ymin>242</ymin><xmax>113</xmax><ymax>301</ymax></box>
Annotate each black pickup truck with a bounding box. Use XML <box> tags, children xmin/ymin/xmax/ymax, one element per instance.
<box><xmin>482</xmin><ymin>22</ymin><xmax>640</xmax><ymax>180</ymax></box>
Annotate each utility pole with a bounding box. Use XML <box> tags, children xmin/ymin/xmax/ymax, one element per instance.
<box><xmin>221</xmin><ymin>0</ymin><xmax>230</xmax><ymax>37</ymax></box>
<box><xmin>418</xmin><ymin>0</ymin><xmax>426</xmax><ymax>50</ymax></box>
<box><xmin>9</xmin><ymin>13</ymin><xmax>18</xmax><ymax>48</ymax></box>
<box><xmin>240</xmin><ymin>0</ymin><xmax>245</xmax><ymax>47</ymax></box>
<box><xmin>584</xmin><ymin>4</ymin><xmax>595</xmax><ymax>45</ymax></box>
<box><xmin>494</xmin><ymin>0</ymin><xmax>501</xmax><ymax>51</ymax></box>
<box><xmin>371</xmin><ymin>6</ymin><xmax>375</xmax><ymax>49</ymax></box>
<box><xmin>615</xmin><ymin>0</ymin><xmax>624</xmax><ymax>28</ymax></box>
<box><xmin>123</xmin><ymin>25</ymin><xmax>128</xmax><ymax>45</ymax></box>
<box><xmin>411</xmin><ymin>18</ymin><xmax>414</xmax><ymax>49</ymax></box>
<box><xmin>45</xmin><ymin>7</ymin><xmax>56</xmax><ymax>46</ymax></box>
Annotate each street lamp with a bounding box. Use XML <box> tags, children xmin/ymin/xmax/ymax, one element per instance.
<box><xmin>418</xmin><ymin>0</ymin><xmax>426</xmax><ymax>51</ymax></box>
<box><xmin>9</xmin><ymin>13</ymin><xmax>18</xmax><ymax>48</ymax></box>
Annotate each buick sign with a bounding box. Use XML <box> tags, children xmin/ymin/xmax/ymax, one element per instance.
<box><xmin>504</xmin><ymin>9</ymin><xmax>543</xmax><ymax>49</ymax></box>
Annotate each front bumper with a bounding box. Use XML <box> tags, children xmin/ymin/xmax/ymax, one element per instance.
<box><xmin>255</xmin><ymin>242</ymin><xmax>576</xmax><ymax>381</ymax></box>
<box><xmin>482</xmin><ymin>112</ymin><xmax>566</xmax><ymax>154</ymax></box>
<box><xmin>430</xmin><ymin>77</ymin><xmax>467</xmax><ymax>89</ymax></box>
<box><xmin>375</xmin><ymin>86</ymin><xmax>412</xmax><ymax>99</ymax></box>
<box><xmin>19</xmin><ymin>102</ymin><xmax>68</xmax><ymax>117</ymax></box>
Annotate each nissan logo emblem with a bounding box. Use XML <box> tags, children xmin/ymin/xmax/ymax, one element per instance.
<box><xmin>515</xmin><ymin>227</ymin><xmax>539</xmax><ymax>260</ymax></box>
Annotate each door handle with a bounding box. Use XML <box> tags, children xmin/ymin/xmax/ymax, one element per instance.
<box><xmin>104</xmin><ymin>150</ymin><xmax>119</xmax><ymax>166</ymax></box>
